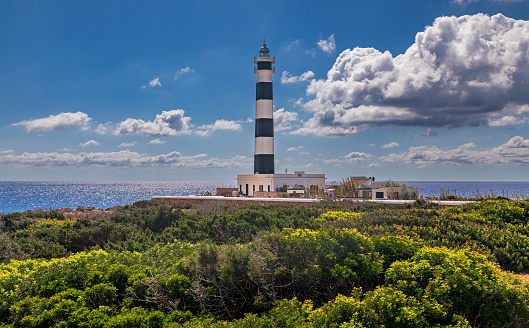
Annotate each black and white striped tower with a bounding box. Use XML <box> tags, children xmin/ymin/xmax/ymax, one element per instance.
<box><xmin>254</xmin><ymin>41</ymin><xmax>275</xmax><ymax>174</ymax></box>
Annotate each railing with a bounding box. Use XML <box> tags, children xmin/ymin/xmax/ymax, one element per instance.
<box><xmin>254</xmin><ymin>55</ymin><xmax>276</xmax><ymax>62</ymax></box>
<box><xmin>254</xmin><ymin>65</ymin><xmax>275</xmax><ymax>73</ymax></box>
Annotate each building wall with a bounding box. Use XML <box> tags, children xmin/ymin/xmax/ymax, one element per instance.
<box><xmin>216</xmin><ymin>188</ymin><xmax>238</xmax><ymax>197</ymax></box>
<box><xmin>253</xmin><ymin>191</ymin><xmax>287</xmax><ymax>198</ymax></box>
<box><xmin>236</xmin><ymin>172</ymin><xmax>326</xmax><ymax>197</ymax></box>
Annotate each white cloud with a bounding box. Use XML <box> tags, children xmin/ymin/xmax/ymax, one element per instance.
<box><xmin>95</xmin><ymin>122</ymin><xmax>113</xmax><ymax>135</ymax></box>
<box><xmin>149</xmin><ymin>139</ymin><xmax>166</xmax><ymax>145</ymax></box>
<box><xmin>305</xmin><ymin>48</ymin><xmax>317</xmax><ymax>57</ymax></box>
<box><xmin>114</xmin><ymin>110</ymin><xmax>191</xmax><ymax>137</ymax></box>
<box><xmin>0</xmin><ymin>150</ymin><xmax>252</xmax><ymax>169</ymax></box>
<box><xmin>141</xmin><ymin>77</ymin><xmax>161</xmax><ymax>89</ymax></box>
<box><xmin>274</xmin><ymin>108</ymin><xmax>299</xmax><ymax>131</ymax></box>
<box><xmin>453</xmin><ymin>0</ymin><xmax>525</xmax><ymax>4</ymax></box>
<box><xmin>488</xmin><ymin>115</ymin><xmax>528</xmax><ymax>126</ymax></box>
<box><xmin>175</xmin><ymin>67</ymin><xmax>195</xmax><ymax>80</ymax></box>
<box><xmin>80</xmin><ymin>140</ymin><xmax>100</xmax><ymax>147</ymax></box>
<box><xmin>299</xmin><ymin>151</ymin><xmax>310</xmax><ymax>155</ymax></box>
<box><xmin>57</xmin><ymin>148</ymin><xmax>75</xmax><ymax>152</ymax></box>
<box><xmin>452</xmin><ymin>0</ymin><xmax>479</xmax><ymax>4</ymax></box>
<box><xmin>381</xmin><ymin>142</ymin><xmax>400</xmax><ymax>149</ymax></box>
<box><xmin>281</xmin><ymin>71</ymin><xmax>315</xmax><ymax>84</ymax></box>
<box><xmin>0</xmin><ymin>150</ymin><xmax>14</xmax><ymax>154</ymax></box>
<box><xmin>422</xmin><ymin>128</ymin><xmax>438</xmax><ymax>137</ymax></box>
<box><xmin>508</xmin><ymin>104</ymin><xmax>529</xmax><ymax>115</ymax></box>
<box><xmin>196</xmin><ymin>119</ymin><xmax>245</xmax><ymax>136</ymax></box>
<box><xmin>118</xmin><ymin>142</ymin><xmax>137</xmax><ymax>148</ymax></box>
<box><xmin>12</xmin><ymin>111</ymin><xmax>92</xmax><ymax>132</ymax></box>
<box><xmin>367</xmin><ymin>163</ymin><xmax>381</xmax><ymax>168</ymax></box>
<box><xmin>296</xmin><ymin>14</ymin><xmax>529</xmax><ymax>136</ymax></box>
<box><xmin>285</xmin><ymin>39</ymin><xmax>301</xmax><ymax>52</ymax></box>
<box><xmin>381</xmin><ymin>136</ymin><xmax>529</xmax><ymax>166</ymax></box>
<box><xmin>323</xmin><ymin>151</ymin><xmax>373</xmax><ymax>164</ymax></box>
<box><xmin>317</xmin><ymin>34</ymin><xmax>336</xmax><ymax>54</ymax></box>
<box><xmin>287</xmin><ymin>146</ymin><xmax>304</xmax><ymax>152</ymax></box>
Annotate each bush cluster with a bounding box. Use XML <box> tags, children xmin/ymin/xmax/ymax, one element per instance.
<box><xmin>0</xmin><ymin>199</ymin><xmax>528</xmax><ymax>327</ymax></box>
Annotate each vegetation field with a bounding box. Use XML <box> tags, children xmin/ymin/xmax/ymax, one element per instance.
<box><xmin>1</xmin><ymin>199</ymin><xmax>529</xmax><ymax>327</ymax></box>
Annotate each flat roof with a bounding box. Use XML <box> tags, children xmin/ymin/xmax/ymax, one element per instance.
<box><xmin>237</xmin><ymin>173</ymin><xmax>326</xmax><ymax>178</ymax></box>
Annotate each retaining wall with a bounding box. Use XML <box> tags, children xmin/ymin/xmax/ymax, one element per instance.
<box><xmin>151</xmin><ymin>196</ymin><xmax>320</xmax><ymax>209</ymax></box>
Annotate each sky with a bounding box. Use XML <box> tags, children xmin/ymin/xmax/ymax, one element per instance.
<box><xmin>1</xmin><ymin>0</ymin><xmax>529</xmax><ymax>182</ymax></box>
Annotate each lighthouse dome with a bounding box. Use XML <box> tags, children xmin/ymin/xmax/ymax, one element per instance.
<box><xmin>260</xmin><ymin>43</ymin><xmax>269</xmax><ymax>53</ymax></box>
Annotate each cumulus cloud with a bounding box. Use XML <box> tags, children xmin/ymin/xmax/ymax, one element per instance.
<box><xmin>281</xmin><ymin>71</ymin><xmax>315</xmax><ymax>84</ymax></box>
<box><xmin>149</xmin><ymin>139</ymin><xmax>166</xmax><ymax>145</ymax></box>
<box><xmin>367</xmin><ymin>163</ymin><xmax>381</xmax><ymax>168</ymax></box>
<box><xmin>381</xmin><ymin>142</ymin><xmax>400</xmax><ymax>149</ymax></box>
<box><xmin>317</xmin><ymin>34</ymin><xmax>336</xmax><ymax>54</ymax></box>
<box><xmin>118</xmin><ymin>142</ymin><xmax>137</xmax><ymax>148</ymax></box>
<box><xmin>488</xmin><ymin>115</ymin><xmax>528</xmax><ymax>126</ymax></box>
<box><xmin>196</xmin><ymin>119</ymin><xmax>247</xmax><ymax>136</ymax></box>
<box><xmin>141</xmin><ymin>77</ymin><xmax>161</xmax><ymax>89</ymax></box>
<box><xmin>95</xmin><ymin>122</ymin><xmax>113</xmax><ymax>135</ymax></box>
<box><xmin>12</xmin><ymin>111</ymin><xmax>92</xmax><ymax>132</ymax></box>
<box><xmin>0</xmin><ymin>150</ymin><xmax>252</xmax><ymax>169</ymax></box>
<box><xmin>296</xmin><ymin>14</ymin><xmax>529</xmax><ymax>136</ymax></box>
<box><xmin>323</xmin><ymin>151</ymin><xmax>373</xmax><ymax>164</ymax></box>
<box><xmin>381</xmin><ymin>136</ymin><xmax>529</xmax><ymax>166</ymax></box>
<box><xmin>175</xmin><ymin>67</ymin><xmax>195</xmax><ymax>80</ymax></box>
<box><xmin>114</xmin><ymin>110</ymin><xmax>191</xmax><ymax>137</ymax></box>
<box><xmin>80</xmin><ymin>140</ymin><xmax>100</xmax><ymax>147</ymax></box>
<box><xmin>274</xmin><ymin>108</ymin><xmax>299</xmax><ymax>131</ymax></box>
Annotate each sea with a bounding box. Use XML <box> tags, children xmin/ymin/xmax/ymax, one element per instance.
<box><xmin>1</xmin><ymin>181</ymin><xmax>529</xmax><ymax>214</ymax></box>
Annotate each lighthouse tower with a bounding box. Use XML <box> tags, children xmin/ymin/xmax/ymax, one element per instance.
<box><xmin>236</xmin><ymin>41</ymin><xmax>325</xmax><ymax>197</ymax></box>
<box><xmin>254</xmin><ymin>41</ymin><xmax>275</xmax><ymax>174</ymax></box>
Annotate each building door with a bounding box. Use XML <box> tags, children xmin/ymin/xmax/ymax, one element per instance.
<box><xmin>245</xmin><ymin>184</ymin><xmax>248</xmax><ymax>196</ymax></box>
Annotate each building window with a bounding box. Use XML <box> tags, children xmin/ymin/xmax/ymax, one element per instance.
<box><xmin>268</xmin><ymin>185</ymin><xmax>270</xmax><ymax>192</ymax></box>
<box><xmin>239</xmin><ymin>185</ymin><xmax>242</xmax><ymax>192</ymax></box>
<box><xmin>253</xmin><ymin>185</ymin><xmax>255</xmax><ymax>191</ymax></box>
<box><xmin>257</xmin><ymin>61</ymin><xmax>272</xmax><ymax>70</ymax></box>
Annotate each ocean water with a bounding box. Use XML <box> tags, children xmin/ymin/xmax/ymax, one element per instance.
<box><xmin>0</xmin><ymin>181</ymin><xmax>235</xmax><ymax>214</ymax></box>
<box><xmin>401</xmin><ymin>181</ymin><xmax>529</xmax><ymax>200</ymax></box>
<box><xmin>1</xmin><ymin>181</ymin><xmax>528</xmax><ymax>214</ymax></box>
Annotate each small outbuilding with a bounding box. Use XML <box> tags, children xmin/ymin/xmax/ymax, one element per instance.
<box><xmin>287</xmin><ymin>184</ymin><xmax>305</xmax><ymax>195</ymax></box>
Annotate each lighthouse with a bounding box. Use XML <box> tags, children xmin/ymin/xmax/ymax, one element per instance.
<box><xmin>254</xmin><ymin>41</ymin><xmax>275</xmax><ymax>174</ymax></box>
<box><xmin>236</xmin><ymin>41</ymin><xmax>326</xmax><ymax>197</ymax></box>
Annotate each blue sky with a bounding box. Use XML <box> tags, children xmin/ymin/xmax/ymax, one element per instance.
<box><xmin>1</xmin><ymin>0</ymin><xmax>529</xmax><ymax>182</ymax></box>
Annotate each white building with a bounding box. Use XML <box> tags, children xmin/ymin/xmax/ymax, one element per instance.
<box><xmin>356</xmin><ymin>178</ymin><xmax>417</xmax><ymax>200</ymax></box>
<box><xmin>237</xmin><ymin>171</ymin><xmax>326</xmax><ymax>197</ymax></box>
